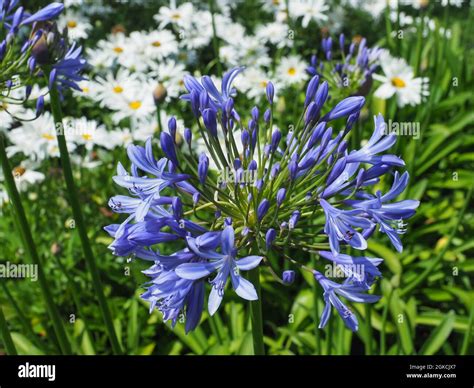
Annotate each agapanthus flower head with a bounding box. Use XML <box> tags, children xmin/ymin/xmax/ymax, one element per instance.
<box><xmin>29</xmin><ymin>21</ymin><xmax>87</xmax><ymax>93</ymax></box>
<box><xmin>307</xmin><ymin>34</ymin><xmax>383</xmax><ymax>97</ymax></box>
<box><xmin>0</xmin><ymin>2</ymin><xmax>64</xmax><ymax>120</ymax></box>
<box><xmin>106</xmin><ymin>66</ymin><xmax>419</xmax><ymax>332</ymax></box>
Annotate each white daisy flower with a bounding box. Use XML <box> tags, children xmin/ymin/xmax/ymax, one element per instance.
<box><xmin>290</xmin><ymin>0</ymin><xmax>329</xmax><ymax>27</ymax></box>
<box><xmin>92</xmin><ymin>69</ymin><xmax>144</xmax><ymax>110</ymax></box>
<box><xmin>342</xmin><ymin>0</ymin><xmax>397</xmax><ymax>19</ymax></box>
<box><xmin>235</xmin><ymin>67</ymin><xmax>278</xmax><ymax>101</ymax></box>
<box><xmin>178</xmin><ymin>11</ymin><xmax>213</xmax><ymax>50</ymax></box>
<box><xmin>275</xmin><ymin>55</ymin><xmax>308</xmax><ymax>87</ymax></box>
<box><xmin>153</xmin><ymin>1</ymin><xmax>194</xmax><ymax>29</ymax></box>
<box><xmin>373</xmin><ymin>52</ymin><xmax>429</xmax><ymax>107</ymax></box>
<box><xmin>110</xmin><ymin>128</ymin><xmax>135</xmax><ymax>148</ymax></box>
<box><xmin>6</xmin><ymin>112</ymin><xmax>77</xmax><ymax>161</ymax></box>
<box><xmin>0</xmin><ymin>100</ymin><xmax>25</xmax><ymax>131</ymax></box>
<box><xmin>58</xmin><ymin>10</ymin><xmax>92</xmax><ymax>40</ymax></box>
<box><xmin>215</xmin><ymin>18</ymin><xmax>246</xmax><ymax>44</ymax></box>
<box><xmin>64</xmin><ymin>117</ymin><xmax>112</xmax><ymax>150</ymax></box>
<box><xmin>111</xmin><ymin>85</ymin><xmax>156</xmax><ymax>125</ymax></box>
<box><xmin>11</xmin><ymin>163</ymin><xmax>45</xmax><ymax>193</ymax></box>
<box><xmin>136</xmin><ymin>30</ymin><xmax>179</xmax><ymax>63</ymax></box>
<box><xmin>256</xmin><ymin>21</ymin><xmax>293</xmax><ymax>48</ymax></box>
<box><xmin>87</xmin><ymin>33</ymin><xmax>143</xmax><ymax>70</ymax></box>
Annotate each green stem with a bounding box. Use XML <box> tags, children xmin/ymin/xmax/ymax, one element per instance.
<box><xmin>248</xmin><ymin>267</ymin><xmax>265</xmax><ymax>355</ymax></box>
<box><xmin>0</xmin><ymin>306</ymin><xmax>17</xmax><ymax>355</ymax></box>
<box><xmin>380</xmin><ymin>289</ymin><xmax>394</xmax><ymax>355</ymax></box>
<box><xmin>209</xmin><ymin>0</ymin><xmax>222</xmax><ymax>77</ymax></box>
<box><xmin>326</xmin><ymin>310</ymin><xmax>333</xmax><ymax>355</ymax></box>
<box><xmin>48</xmin><ymin>85</ymin><xmax>122</xmax><ymax>355</ymax></box>
<box><xmin>401</xmin><ymin>182</ymin><xmax>474</xmax><ymax>297</ymax></box>
<box><xmin>364</xmin><ymin>303</ymin><xmax>373</xmax><ymax>355</ymax></box>
<box><xmin>155</xmin><ymin>103</ymin><xmax>162</xmax><ymax>134</ymax></box>
<box><xmin>0</xmin><ymin>133</ymin><xmax>71</xmax><ymax>354</ymax></box>
<box><xmin>460</xmin><ymin>301</ymin><xmax>474</xmax><ymax>355</ymax></box>
<box><xmin>311</xmin><ymin>255</ymin><xmax>322</xmax><ymax>354</ymax></box>
<box><xmin>0</xmin><ymin>282</ymin><xmax>44</xmax><ymax>351</ymax></box>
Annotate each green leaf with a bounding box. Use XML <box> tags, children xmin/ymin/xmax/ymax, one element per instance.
<box><xmin>11</xmin><ymin>333</ymin><xmax>45</xmax><ymax>355</ymax></box>
<box><xmin>237</xmin><ymin>332</ymin><xmax>254</xmax><ymax>355</ymax></box>
<box><xmin>389</xmin><ymin>290</ymin><xmax>414</xmax><ymax>355</ymax></box>
<box><xmin>127</xmin><ymin>298</ymin><xmax>139</xmax><ymax>354</ymax></box>
<box><xmin>420</xmin><ymin>311</ymin><xmax>455</xmax><ymax>355</ymax></box>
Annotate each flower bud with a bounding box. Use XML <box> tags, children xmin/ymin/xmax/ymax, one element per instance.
<box><xmin>276</xmin><ymin>188</ymin><xmax>286</xmax><ymax>207</ymax></box>
<box><xmin>282</xmin><ymin>270</ymin><xmax>295</xmax><ymax>285</ymax></box>
<box><xmin>266</xmin><ymin>82</ymin><xmax>274</xmax><ymax>104</ymax></box>
<box><xmin>184</xmin><ymin>127</ymin><xmax>192</xmax><ymax>145</ymax></box>
<box><xmin>160</xmin><ymin>132</ymin><xmax>178</xmax><ymax>167</ymax></box>
<box><xmin>168</xmin><ymin>116</ymin><xmax>177</xmax><ymax>140</ymax></box>
<box><xmin>257</xmin><ymin>198</ymin><xmax>269</xmax><ymax>221</ymax></box>
<box><xmin>152</xmin><ymin>84</ymin><xmax>167</xmax><ymax>106</ymax></box>
<box><xmin>266</xmin><ymin>228</ymin><xmax>276</xmax><ymax>249</ymax></box>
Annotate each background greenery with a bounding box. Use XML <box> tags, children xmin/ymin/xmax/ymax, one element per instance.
<box><xmin>0</xmin><ymin>0</ymin><xmax>473</xmax><ymax>355</ymax></box>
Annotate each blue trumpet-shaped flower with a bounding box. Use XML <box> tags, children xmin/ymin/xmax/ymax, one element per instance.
<box><xmin>314</xmin><ymin>270</ymin><xmax>381</xmax><ymax>331</ymax></box>
<box><xmin>320</xmin><ymin>198</ymin><xmax>373</xmax><ymax>254</ymax></box>
<box><xmin>346</xmin><ymin>114</ymin><xmax>404</xmax><ymax>167</ymax></box>
<box><xmin>175</xmin><ymin>226</ymin><xmax>263</xmax><ymax>315</ymax></box>
<box><xmin>345</xmin><ymin>171</ymin><xmax>419</xmax><ymax>252</ymax></box>
<box><xmin>181</xmin><ymin>66</ymin><xmax>244</xmax><ymax>112</ymax></box>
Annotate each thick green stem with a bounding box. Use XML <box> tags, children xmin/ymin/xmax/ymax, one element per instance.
<box><xmin>209</xmin><ymin>0</ymin><xmax>222</xmax><ymax>77</ymax></box>
<box><xmin>0</xmin><ymin>282</ymin><xmax>44</xmax><ymax>351</ymax></box>
<box><xmin>48</xmin><ymin>86</ymin><xmax>122</xmax><ymax>355</ymax></box>
<box><xmin>364</xmin><ymin>304</ymin><xmax>373</xmax><ymax>355</ymax></box>
<box><xmin>0</xmin><ymin>306</ymin><xmax>17</xmax><ymax>355</ymax></box>
<box><xmin>460</xmin><ymin>301</ymin><xmax>474</xmax><ymax>355</ymax></box>
<box><xmin>248</xmin><ymin>267</ymin><xmax>265</xmax><ymax>355</ymax></box>
<box><xmin>0</xmin><ymin>134</ymin><xmax>71</xmax><ymax>354</ymax></box>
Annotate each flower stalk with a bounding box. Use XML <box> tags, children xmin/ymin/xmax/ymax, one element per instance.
<box><xmin>48</xmin><ymin>84</ymin><xmax>122</xmax><ymax>355</ymax></box>
<box><xmin>0</xmin><ymin>133</ymin><xmax>71</xmax><ymax>355</ymax></box>
<box><xmin>0</xmin><ymin>306</ymin><xmax>17</xmax><ymax>355</ymax></box>
<box><xmin>248</xmin><ymin>266</ymin><xmax>265</xmax><ymax>355</ymax></box>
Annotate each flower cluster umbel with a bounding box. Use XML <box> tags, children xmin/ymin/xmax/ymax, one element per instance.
<box><xmin>307</xmin><ymin>34</ymin><xmax>383</xmax><ymax>97</ymax></box>
<box><xmin>0</xmin><ymin>1</ymin><xmax>86</xmax><ymax>121</ymax></box>
<box><xmin>106</xmin><ymin>67</ymin><xmax>419</xmax><ymax>332</ymax></box>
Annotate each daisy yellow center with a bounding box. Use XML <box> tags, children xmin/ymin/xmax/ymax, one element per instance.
<box><xmin>287</xmin><ymin>67</ymin><xmax>297</xmax><ymax>76</ymax></box>
<box><xmin>113</xmin><ymin>46</ymin><xmax>123</xmax><ymax>53</ymax></box>
<box><xmin>113</xmin><ymin>85</ymin><xmax>124</xmax><ymax>93</ymax></box>
<box><xmin>13</xmin><ymin>166</ymin><xmax>26</xmax><ymax>177</ymax></box>
<box><xmin>391</xmin><ymin>77</ymin><xmax>406</xmax><ymax>88</ymax></box>
<box><xmin>260</xmin><ymin>80</ymin><xmax>268</xmax><ymax>88</ymax></box>
<box><xmin>82</xmin><ymin>87</ymin><xmax>90</xmax><ymax>93</ymax></box>
<box><xmin>82</xmin><ymin>134</ymin><xmax>93</xmax><ymax>141</ymax></box>
<box><xmin>152</xmin><ymin>41</ymin><xmax>162</xmax><ymax>47</ymax></box>
<box><xmin>42</xmin><ymin>134</ymin><xmax>55</xmax><ymax>141</ymax></box>
<box><xmin>172</xmin><ymin>13</ymin><xmax>181</xmax><ymax>20</ymax></box>
<box><xmin>129</xmin><ymin>101</ymin><xmax>142</xmax><ymax>110</ymax></box>
<box><xmin>67</xmin><ymin>20</ymin><xmax>77</xmax><ymax>28</ymax></box>
<box><xmin>0</xmin><ymin>102</ymin><xmax>8</xmax><ymax>110</ymax></box>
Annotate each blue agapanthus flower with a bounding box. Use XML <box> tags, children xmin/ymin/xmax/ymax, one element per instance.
<box><xmin>106</xmin><ymin>66</ymin><xmax>419</xmax><ymax>333</ymax></box>
<box><xmin>0</xmin><ymin>2</ymin><xmax>64</xmax><ymax>118</ymax></box>
<box><xmin>307</xmin><ymin>34</ymin><xmax>383</xmax><ymax>95</ymax></box>
<box><xmin>28</xmin><ymin>21</ymin><xmax>87</xmax><ymax>93</ymax></box>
